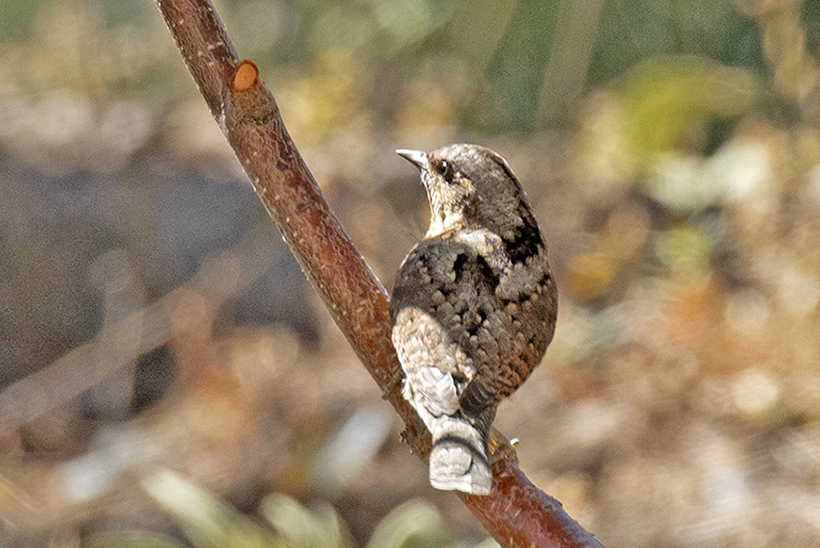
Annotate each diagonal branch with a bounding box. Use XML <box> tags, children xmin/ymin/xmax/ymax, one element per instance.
<box><xmin>155</xmin><ymin>1</ymin><xmax>603</xmax><ymax>547</ymax></box>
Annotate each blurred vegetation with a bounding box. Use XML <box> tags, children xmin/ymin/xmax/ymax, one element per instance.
<box><xmin>130</xmin><ymin>469</ymin><xmax>468</xmax><ymax>548</ymax></box>
<box><xmin>1</xmin><ymin>0</ymin><xmax>820</xmax><ymax>547</ymax></box>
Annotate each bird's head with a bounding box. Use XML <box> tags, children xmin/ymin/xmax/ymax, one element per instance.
<box><xmin>397</xmin><ymin>144</ymin><xmax>533</xmax><ymax>240</ymax></box>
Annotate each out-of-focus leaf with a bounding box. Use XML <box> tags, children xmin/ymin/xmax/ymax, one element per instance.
<box><xmin>260</xmin><ymin>493</ymin><xmax>352</xmax><ymax>548</ymax></box>
<box><xmin>83</xmin><ymin>532</ymin><xmax>186</xmax><ymax>548</ymax></box>
<box><xmin>483</xmin><ymin>0</ymin><xmax>560</xmax><ymax>131</ymax></box>
<box><xmin>365</xmin><ymin>499</ymin><xmax>448</xmax><ymax>548</ymax></box>
<box><xmin>654</xmin><ymin>225</ymin><xmax>712</xmax><ymax>276</ymax></box>
<box><xmin>588</xmin><ymin>0</ymin><xmax>761</xmax><ymax>84</ymax></box>
<box><xmin>142</xmin><ymin>469</ymin><xmax>284</xmax><ymax>548</ymax></box>
<box><xmin>617</xmin><ymin>55</ymin><xmax>759</xmax><ymax>161</ymax></box>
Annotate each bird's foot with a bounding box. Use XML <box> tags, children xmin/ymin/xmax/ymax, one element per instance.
<box><xmin>487</xmin><ymin>427</ymin><xmax>519</xmax><ymax>465</ymax></box>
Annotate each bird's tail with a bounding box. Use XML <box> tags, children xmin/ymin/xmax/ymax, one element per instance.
<box><xmin>427</xmin><ymin>412</ymin><xmax>493</xmax><ymax>496</ymax></box>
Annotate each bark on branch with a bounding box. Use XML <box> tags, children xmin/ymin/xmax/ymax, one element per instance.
<box><xmin>155</xmin><ymin>1</ymin><xmax>603</xmax><ymax>546</ymax></box>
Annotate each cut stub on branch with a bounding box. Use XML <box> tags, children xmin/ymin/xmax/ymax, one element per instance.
<box><xmin>232</xmin><ymin>60</ymin><xmax>259</xmax><ymax>92</ymax></box>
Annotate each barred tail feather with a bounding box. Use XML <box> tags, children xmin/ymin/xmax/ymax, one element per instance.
<box><xmin>428</xmin><ymin>415</ymin><xmax>491</xmax><ymax>496</ymax></box>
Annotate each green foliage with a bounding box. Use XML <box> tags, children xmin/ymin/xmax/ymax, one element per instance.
<box><xmin>97</xmin><ymin>470</ymin><xmax>490</xmax><ymax>548</ymax></box>
<box><xmin>0</xmin><ymin>0</ymin><xmax>40</xmax><ymax>39</ymax></box>
<box><xmin>143</xmin><ymin>470</ymin><xmax>284</xmax><ymax>548</ymax></box>
<box><xmin>484</xmin><ymin>0</ymin><xmax>560</xmax><ymax>131</ymax></box>
<box><xmin>261</xmin><ymin>493</ymin><xmax>351</xmax><ymax>548</ymax></box>
<box><xmin>366</xmin><ymin>499</ymin><xmax>448</xmax><ymax>548</ymax></box>
<box><xmin>0</xmin><ymin>0</ymin><xmax>771</xmax><ymax>136</ymax></box>
<box><xmin>617</xmin><ymin>55</ymin><xmax>760</xmax><ymax>160</ymax></box>
<box><xmin>588</xmin><ymin>0</ymin><xmax>764</xmax><ymax>85</ymax></box>
<box><xmin>84</xmin><ymin>532</ymin><xmax>187</xmax><ymax>548</ymax></box>
<box><xmin>654</xmin><ymin>224</ymin><xmax>712</xmax><ymax>276</ymax></box>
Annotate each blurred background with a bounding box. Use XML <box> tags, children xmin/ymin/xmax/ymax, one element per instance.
<box><xmin>1</xmin><ymin>0</ymin><xmax>820</xmax><ymax>546</ymax></box>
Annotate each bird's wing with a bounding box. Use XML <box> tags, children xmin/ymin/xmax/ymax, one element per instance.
<box><xmin>391</xmin><ymin>305</ymin><xmax>462</xmax><ymax>416</ymax></box>
<box><xmin>390</xmin><ymin>239</ymin><xmax>499</xmax><ymax>416</ymax></box>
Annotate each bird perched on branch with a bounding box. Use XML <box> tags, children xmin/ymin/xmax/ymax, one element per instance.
<box><xmin>390</xmin><ymin>144</ymin><xmax>557</xmax><ymax>495</ymax></box>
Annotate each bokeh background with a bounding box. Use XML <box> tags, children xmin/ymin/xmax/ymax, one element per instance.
<box><xmin>2</xmin><ymin>0</ymin><xmax>820</xmax><ymax>546</ymax></box>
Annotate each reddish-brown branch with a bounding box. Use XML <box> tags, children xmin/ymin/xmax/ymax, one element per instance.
<box><xmin>155</xmin><ymin>1</ymin><xmax>603</xmax><ymax>546</ymax></box>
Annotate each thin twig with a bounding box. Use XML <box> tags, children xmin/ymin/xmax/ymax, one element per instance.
<box><xmin>155</xmin><ymin>1</ymin><xmax>603</xmax><ymax>546</ymax></box>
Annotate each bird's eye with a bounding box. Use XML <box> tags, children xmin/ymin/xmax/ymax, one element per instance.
<box><xmin>437</xmin><ymin>159</ymin><xmax>454</xmax><ymax>182</ymax></box>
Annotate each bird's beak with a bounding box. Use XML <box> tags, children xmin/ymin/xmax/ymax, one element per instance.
<box><xmin>396</xmin><ymin>149</ymin><xmax>429</xmax><ymax>171</ymax></box>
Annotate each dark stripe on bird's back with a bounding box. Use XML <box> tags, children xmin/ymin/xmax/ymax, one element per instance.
<box><xmin>475</xmin><ymin>255</ymin><xmax>500</xmax><ymax>291</ymax></box>
<box><xmin>453</xmin><ymin>253</ymin><xmax>468</xmax><ymax>284</ymax></box>
<box><xmin>453</xmin><ymin>252</ymin><xmax>500</xmax><ymax>292</ymax></box>
<box><xmin>503</xmin><ymin>204</ymin><xmax>543</xmax><ymax>263</ymax></box>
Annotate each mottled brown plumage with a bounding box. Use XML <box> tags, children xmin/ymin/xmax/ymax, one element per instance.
<box><xmin>390</xmin><ymin>144</ymin><xmax>557</xmax><ymax>495</ymax></box>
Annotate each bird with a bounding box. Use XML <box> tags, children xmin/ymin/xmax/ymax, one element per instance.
<box><xmin>390</xmin><ymin>144</ymin><xmax>557</xmax><ymax>496</ymax></box>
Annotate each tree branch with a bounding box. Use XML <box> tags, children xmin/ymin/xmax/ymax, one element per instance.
<box><xmin>155</xmin><ymin>1</ymin><xmax>603</xmax><ymax>546</ymax></box>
